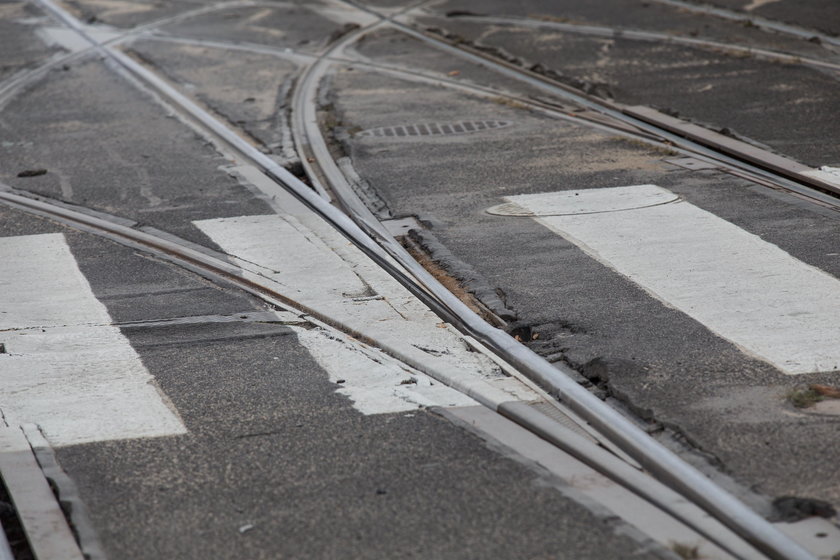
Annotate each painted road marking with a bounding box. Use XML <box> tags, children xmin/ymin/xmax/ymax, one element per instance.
<box><xmin>0</xmin><ymin>233</ymin><xmax>186</xmax><ymax>446</ymax></box>
<box><xmin>505</xmin><ymin>185</ymin><xmax>840</xmax><ymax>375</ymax></box>
<box><xmin>295</xmin><ymin>326</ymin><xmax>476</xmax><ymax>415</ymax></box>
<box><xmin>803</xmin><ymin>166</ymin><xmax>840</xmax><ymax>189</ymax></box>
<box><xmin>194</xmin><ymin>214</ymin><xmax>533</xmax><ymax>413</ymax></box>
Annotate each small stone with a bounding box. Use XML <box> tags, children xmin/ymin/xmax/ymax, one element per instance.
<box><xmin>239</xmin><ymin>523</ymin><xmax>254</xmax><ymax>534</ymax></box>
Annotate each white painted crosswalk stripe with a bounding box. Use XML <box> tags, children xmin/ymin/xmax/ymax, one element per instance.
<box><xmin>505</xmin><ymin>185</ymin><xmax>840</xmax><ymax>375</ymax></box>
<box><xmin>194</xmin><ymin>213</ymin><xmax>532</xmax><ymax>413</ymax></box>
<box><xmin>0</xmin><ymin>233</ymin><xmax>186</xmax><ymax>447</ymax></box>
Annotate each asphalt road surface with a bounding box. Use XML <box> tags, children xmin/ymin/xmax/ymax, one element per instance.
<box><xmin>1</xmin><ymin>0</ymin><xmax>840</xmax><ymax>559</ymax></box>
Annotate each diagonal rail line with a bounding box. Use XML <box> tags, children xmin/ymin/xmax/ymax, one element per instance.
<box><xmin>26</xmin><ymin>1</ymin><xmax>818</xmax><ymax>558</ymax></box>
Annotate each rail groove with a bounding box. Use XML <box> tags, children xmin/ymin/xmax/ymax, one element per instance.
<box><xmin>0</xmin><ymin>185</ymin><xmax>758</xmax><ymax>560</ymax></box>
<box><xmin>137</xmin><ymin>32</ymin><xmax>840</xmax><ymax>210</ymax></box>
<box><xmin>9</xmin><ymin>1</ymin><xmax>827</xmax><ymax>559</ymax></box>
<box><xmin>388</xmin><ymin>19</ymin><xmax>840</xmax><ymax>207</ymax></box>
<box><xmin>294</xmin><ymin>4</ymin><xmax>820</xmax><ymax>560</ymax></box>
<box><xmin>445</xmin><ymin>14</ymin><xmax>840</xmax><ymax>73</ymax></box>
<box><xmin>647</xmin><ymin>0</ymin><xmax>840</xmax><ymax>48</ymax></box>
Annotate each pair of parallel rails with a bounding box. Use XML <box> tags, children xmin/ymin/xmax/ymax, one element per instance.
<box><xmin>3</xmin><ymin>1</ymin><xmax>839</xmax><ymax>558</ymax></box>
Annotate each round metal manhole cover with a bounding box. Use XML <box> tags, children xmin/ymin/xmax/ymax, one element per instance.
<box><xmin>356</xmin><ymin>120</ymin><xmax>512</xmax><ymax>138</ymax></box>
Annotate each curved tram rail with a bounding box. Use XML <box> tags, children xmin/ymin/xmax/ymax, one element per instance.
<box><xmin>8</xmin><ymin>0</ymin><xmax>839</xmax><ymax>558</ymax></box>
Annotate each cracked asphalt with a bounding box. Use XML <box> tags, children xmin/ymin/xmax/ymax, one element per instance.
<box><xmin>2</xmin><ymin>0</ymin><xmax>840</xmax><ymax>558</ymax></box>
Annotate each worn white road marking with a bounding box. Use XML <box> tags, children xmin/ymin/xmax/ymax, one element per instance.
<box><xmin>295</xmin><ymin>327</ymin><xmax>476</xmax><ymax>414</ymax></box>
<box><xmin>0</xmin><ymin>233</ymin><xmax>186</xmax><ymax>446</ymax></box>
<box><xmin>36</xmin><ymin>26</ymin><xmax>120</xmax><ymax>53</ymax></box>
<box><xmin>803</xmin><ymin>166</ymin><xmax>840</xmax><ymax>189</ymax></box>
<box><xmin>505</xmin><ymin>185</ymin><xmax>840</xmax><ymax>375</ymax></box>
<box><xmin>195</xmin><ymin>214</ymin><xmax>537</xmax><ymax>412</ymax></box>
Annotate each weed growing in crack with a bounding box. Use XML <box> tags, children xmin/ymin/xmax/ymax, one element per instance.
<box><xmin>787</xmin><ymin>386</ymin><xmax>824</xmax><ymax>408</ymax></box>
<box><xmin>671</xmin><ymin>542</ymin><xmax>700</xmax><ymax>559</ymax></box>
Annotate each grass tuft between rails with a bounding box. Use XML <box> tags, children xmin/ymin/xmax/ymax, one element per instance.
<box><xmin>788</xmin><ymin>386</ymin><xmax>825</xmax><ymax>408</ymax></box>
<box><xmin>787</xmin><ymin>383</ymin><xmax>840</xmax><ymax>408</ymax></box>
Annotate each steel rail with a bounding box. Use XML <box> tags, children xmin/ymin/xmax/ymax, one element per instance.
<box><xmin>646</xmin><ymin>0</ymin><xmax>840</xmax><ymax>48</ymax></box>
<box><xmin>126</xmin><ymin>28</ymin><xmax>840</xmax><ymax>212</ymax></box>
<box><xmin>291</xmin><ymin>10</ymin><xmax>814</xmax><ymax>560</ymax></box>
<box><xmin>289</xmin><ymin>19</ymin><xmax>392</xmax><ymax>225</ymax></box>
<box><xmin>0</xmin><ymin>185</ymin><xmax>759</xmax><ymax>560</ymax></box>
<box><xmin>288</xmin><ymin>0</ymin><xmax>434</xmax><ymax>204</ymax></box>
<box><xmin>383</xmin><ymin>20</ymin><xmax>840</xmax><ymax>202</ymax></box>
<box><xmin>0</xmin><ymin>185</ymin><xmax>458</xmax><ymax>384</ymax></box>
<box><xmin>333</xmin><ymin>52</ymin><xmax>840</xmax><ymax>209</ymax></box>
<box><xmin>30</xmin><ymin>1</ymin><xmax>816</xmax><ymax>558</ymax></box>
<box><xmin>142</xmin><ymin>33</ymin><xmax>654</xmax><ymax>138</ymax></box>
<box><xmin>0</xmin><ymin>0</ymin><xmax>261</xmax><ymax>111</ymax></box>
<box><xmin>445</xmin><ymin>14</ymin><xmax>840</xmax><ymax>73</ymax></box>
<box><xmin>0</xmin><ymin>58</ymin><xmax>765</xmax><ymax>559</ymax></box>
<box><xmin>17</xmin><ymin>4</ymin><xmax>837</xmax><ymax>208</ymax></box>
<box><xmin>140</xmin><ymin>33</ymin><xmax>840</xmax><ymax>213</ymax></box>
